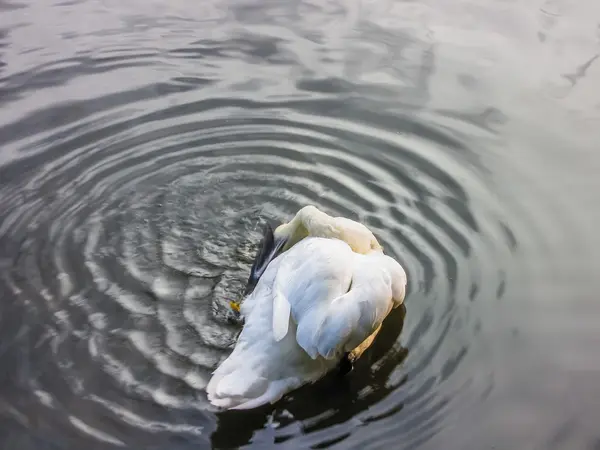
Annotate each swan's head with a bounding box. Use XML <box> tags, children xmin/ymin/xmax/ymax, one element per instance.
<box><xmin>245</xmin><ymin>206</ymin><xmax>382</xmax><ymax>294</ymax></box>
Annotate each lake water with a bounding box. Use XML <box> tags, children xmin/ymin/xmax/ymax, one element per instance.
<box><xmin>1</xmin><ymin>0</ymin><xmax>599</xmax><ymax>449</ymax></box>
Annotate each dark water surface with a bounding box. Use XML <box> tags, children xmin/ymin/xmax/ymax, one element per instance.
<box><xmin>1</xmin><ymin>0</ymin><xmax>599</xmax><ymax>449</ymax></box>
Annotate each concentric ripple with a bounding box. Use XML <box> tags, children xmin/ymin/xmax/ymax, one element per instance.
<box><xmin>3</xmin><ymin>1</ymin><xmax>581</xmax><ymax>448</ymax></box>
<box><xmin>0</xmin><ymin>83</ymin><xmax>518</xmax><ymax>448</ymax></box>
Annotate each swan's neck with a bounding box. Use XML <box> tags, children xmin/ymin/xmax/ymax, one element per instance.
<box><xmin>276</xmin><ymin>205</ymin><xmax>383</xmax><ymax>255</ymax></box>
<box><xmin>278</xmin><ymin>207</ymin><xmax>336</xmax><ymax>251</ymax></box>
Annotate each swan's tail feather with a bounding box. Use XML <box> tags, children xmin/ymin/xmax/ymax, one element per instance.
<box><xmin>230</xmin><ymin>379</ymin><xmax>297</xmax><ymax>410</ymax></box>
<box><xmin>207</xmin><ymin>350</ymin><xmax>303</xmax><ymax>410</ymax></box>
<box><xmin>214</xmin><ymin>372</ymin><xmax>268</xmax><ymax>399</ymax></box>
<box><xmin>207</xmin><ymin>368</ymin><xmax>299</xmax><ymax>410</ymax></box>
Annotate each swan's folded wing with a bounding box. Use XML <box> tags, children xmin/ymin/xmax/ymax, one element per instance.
<box><xmin>299</xmin><ymin>288</ymin><xmax>391</xmax><ymax>360</ymax></box>
<box><xmin>293</xmin><ymin>254</ymin><xmax>397</xmax><ymax>360</ymax></box>
<box><xmin>270</xmin><ymin>238</ymin><xmax>354</xmax><ymax>345</ymax></box>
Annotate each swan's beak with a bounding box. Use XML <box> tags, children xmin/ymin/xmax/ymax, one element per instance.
<box><xmin>244</xmin><ymin>224</ymin><xmax>288</xmax><ymax>295</ymax></box>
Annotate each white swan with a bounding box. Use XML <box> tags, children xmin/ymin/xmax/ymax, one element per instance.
<box><xmin>207</xmin><ymin>206</ymin><xmax>407</xmax><ymax>410</ymax></box>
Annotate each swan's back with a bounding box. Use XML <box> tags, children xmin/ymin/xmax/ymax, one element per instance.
<box><xmin>276</xmin><ymin>239</ymin><xmax>405</xmax><ymax>360</ymax></box>
<box><xmin>206</xmin><ymin>237</ymin><xmax>405</xmax><ymax>410</ymax></box>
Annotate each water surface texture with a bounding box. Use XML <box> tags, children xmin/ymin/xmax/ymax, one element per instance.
<box><xmin>1</xmin><ymin>0</ymin><xmax>599</xmax><ymax>449</ymax></box>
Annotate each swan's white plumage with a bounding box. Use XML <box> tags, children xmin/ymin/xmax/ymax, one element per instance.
<box><xmin>206</xmin><ymin>236</ymin><xmax>406</xmax><ymax>410</ymax></box>
<box><xmin>272</xmin><ymin>283</ymin><xmax>291</xmax><ymax>342</ymax></box>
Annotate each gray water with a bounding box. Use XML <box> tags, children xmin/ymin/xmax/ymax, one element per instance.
<box><xmin>1</xmin><ymin>0</ymin><xmax>599</xmax><ymax>449</ymax></box>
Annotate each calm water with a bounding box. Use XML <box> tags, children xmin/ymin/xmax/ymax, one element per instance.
<box><xmin>1</xmin><ymin>0</ymin><xmax>599</xmax><ymax>449</ymax></box>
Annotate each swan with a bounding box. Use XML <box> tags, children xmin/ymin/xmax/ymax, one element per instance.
<box><xmin>207</xmin><ymin>206</ymin><xmax>407</xmax><ymax>410</ymax></box>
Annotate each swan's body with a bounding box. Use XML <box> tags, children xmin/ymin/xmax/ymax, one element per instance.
<box><xmin>207</xmin><ymin>206</ymin><xmax>407</xmax><ymax>410</ymax></box>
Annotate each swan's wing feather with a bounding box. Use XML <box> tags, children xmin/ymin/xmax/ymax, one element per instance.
<box><xmin>312</xmin><ymin>292</ymin><xmax>364</xmax><ymax>359</ymax></box>
<box><xmin>272</xmin><ymin>287</ymin><xmax>291</xmax><ymax>341</ymax></box>
<box><xmin>295</xmin><ymin>253</ymin><xmax>398</xmax><ymax>360</ymax></box>
<box><xmin>385</xmin><ymin>254</ymin><xmax>408</xmax><ymax>305</ymax></box>
<box><xmin>268</xmin><ymin>238</ymin><xmax>402</xmax><ymax>361</ymax></box>
<box><xmin>271</xmin><ymin>238</ymin><xmax>354</xmax><ymax>354</ymax></box>
<box><xmin>271</xmin><ymin>252</ymin><xmax>296</xmax><ymax>341</ymax></box>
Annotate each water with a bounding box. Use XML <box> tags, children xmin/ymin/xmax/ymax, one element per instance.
<box><xmin>1</xmin><ymin>0</ymin><xmax>599</xmax><ymax>448</ymax></box>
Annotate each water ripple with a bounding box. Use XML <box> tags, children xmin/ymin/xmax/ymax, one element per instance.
<box><xmin>0</xmin><ymin>5</ymin><xmax>539</xmax><ymax>449</ymax></box>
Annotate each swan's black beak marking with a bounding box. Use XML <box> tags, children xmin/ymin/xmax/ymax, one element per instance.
<box><xmin>244</xmin><ymin>223</ymin><xmax>288</xmax><ymax>296</ymax></box>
